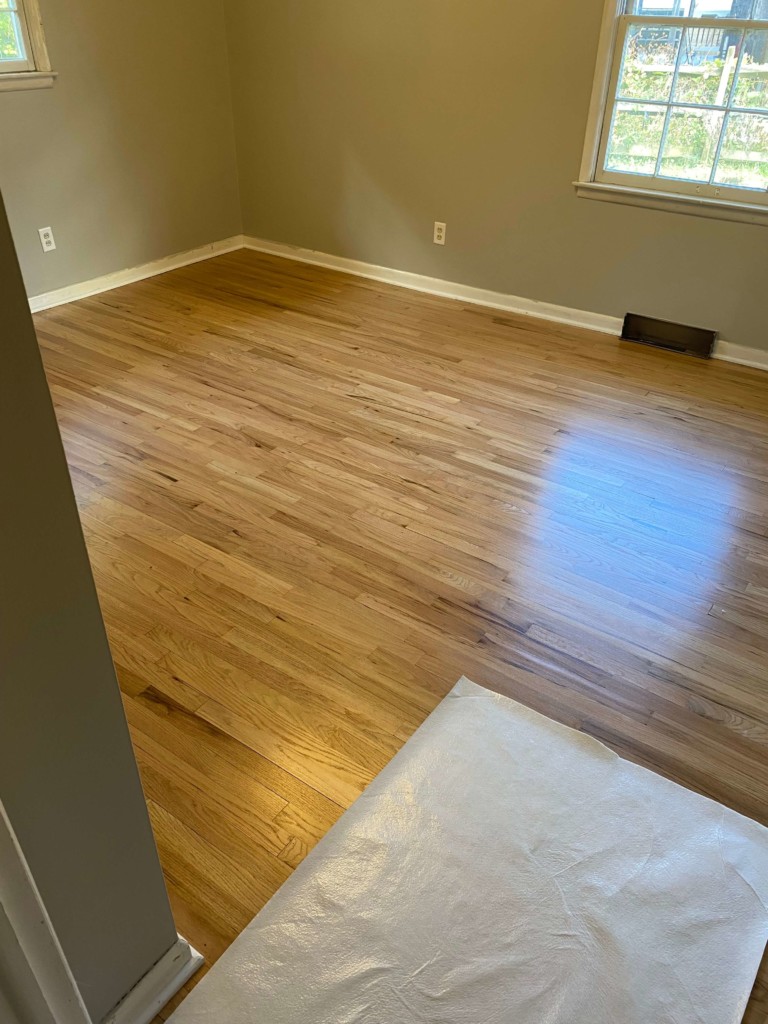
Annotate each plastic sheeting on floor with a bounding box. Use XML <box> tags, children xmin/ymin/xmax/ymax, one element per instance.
<box><xmin>168</xmin><ymin>677</ymin><xmax>768</xmax><ymax>1024</ymax></box>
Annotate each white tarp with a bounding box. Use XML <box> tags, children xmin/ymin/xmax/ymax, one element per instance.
<box><xmin>169</xmin><ymin>677</ymin><xmax>768</xmax><ymax>1024</ymax></box>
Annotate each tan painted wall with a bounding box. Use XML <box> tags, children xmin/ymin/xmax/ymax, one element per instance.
<box><xmin>0</xmin><ymin>192</ymin><xmax>177</xmax><ymax>1023</ymax></box>
<box><xmin>223</xmin><ymin>0</ymin><xmax>768</xmax><ymax>353</ymax></box>
<box><xmin>0</xmin><ymin>0</ymin><xmax>241</xmax><ymax>298</ymax></box>
<box><xmin>2</xmin><ymin>0</ymin><xmax>765</xmax><ymax>352</ymax></box>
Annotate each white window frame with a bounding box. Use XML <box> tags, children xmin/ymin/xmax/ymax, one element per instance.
<box><xmin>0</xmin><ymin>0</ymin><xmax>56</xmax><ymax>92</ymax></box>
<box><xmin>575</xmin><ymin>0</ymin><xmax>768</xmax><ymax>225</ymax></box>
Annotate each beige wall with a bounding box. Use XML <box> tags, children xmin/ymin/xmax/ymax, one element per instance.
<box><xmin>0</xmin><ymin>0</ymin><xmax>241</xmax><ymax>298</ymax></box>
<box><xmin>2</xmin><ymin>0</ymin><xmax>765</xmax><ymax>352</ymax></box>
<box><xmin>223</xmin><ymin>0</ymin><xmax>768</xmax><ymax>354</ymax></box>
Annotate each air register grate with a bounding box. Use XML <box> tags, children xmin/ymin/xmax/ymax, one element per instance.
<box><xmin>621</xmin><ymin>313</ymin><xmax>717</xmax><ymax>359</ymax></box>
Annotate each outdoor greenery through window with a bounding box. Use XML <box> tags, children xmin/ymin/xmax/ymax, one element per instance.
<box><xmin>595</xmin><ymin>0</ymin><xmax>768</xmax><ymax>207</ymax></box>
<box><xmin>0</xmin><ymin>0</ymin><xmax>31</xmax><ymax>71</ymax></box>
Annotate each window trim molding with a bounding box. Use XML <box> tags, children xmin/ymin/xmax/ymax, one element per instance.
<box><xmin>580</xmin><ymin>0</ymin><xmax>626</xmax><ymax>184</ymax></box>
<box><xmin>0</xmin><ymin>69</ymin><xmax>56</xmax><ymax>91</ymax></box>
<box><xmin>574</xmin><ymin>177</ymin><xmax>768</xmax><ymax>223</ymax></box>
<box><xmin>0</xmin><ymin>0</ymin><xmax>55</xmax><ymax>92</ymax></box>
<box><xmin>576</xmin><ymin>0</ymin><xmax>768</xmax><ymax>224</ymax></box>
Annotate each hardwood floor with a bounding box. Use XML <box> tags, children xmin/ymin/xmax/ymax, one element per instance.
<box><xmin>34</xmin><ymin>249</ymin><xmax>768</xmax><ymax>1021</ymax></box>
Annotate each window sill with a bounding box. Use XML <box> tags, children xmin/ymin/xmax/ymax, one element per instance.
<box><xmin>0</xmin><ymin>71</ymin><xmax>57</xmax><ymax>93</ymax></box>
<box><xmin>574</xmin><ymin>180</ymin><xmax>768</xmax><ymax>227</ymax></box>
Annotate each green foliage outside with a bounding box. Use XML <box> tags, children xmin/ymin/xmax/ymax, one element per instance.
<box><xmin>609</xmin><ymin>33</ymin><xmax>768</xmax><ymax>188</ymax></box>
<box><xmin>0</xmin><ymin>10</ymin><xmax>23</xmax><ymax>61</ymax></box>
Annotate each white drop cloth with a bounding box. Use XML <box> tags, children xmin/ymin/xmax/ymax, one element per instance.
<box><xmin>169</xmin><ymin>677</ymin><xmax>768</xmax><ymax>1024</ymax></box>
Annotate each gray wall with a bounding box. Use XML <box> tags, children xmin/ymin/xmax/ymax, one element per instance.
<box><xmin>2</xmin><ymin>0</ymin><xmax>765</xmax><ymax>351</ymax></box>
<box><xmin>0</xmin><ymin>194</ymin><xmax>177</xmax><ymax>1023</ymax></box>
<box><xmin>223</xmin><ymin>0</ymin><xmax>768</xmax><ymax>353</ymax></box>
<box><xmin>0</xmin><ymin>0</ymin><xmax>241</xmax><ymax>298</ymax></box>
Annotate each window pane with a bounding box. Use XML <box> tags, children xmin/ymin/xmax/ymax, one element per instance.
<box><xmin>659</xmin><ymin>106</ymin><xmax>725</xmax><ymax>179</ymax></box>
<box><xmin>733</xmin><ymin>30</ymin><xmax>768</xmax><ymax>108</ymax></box>
<box><xmin>714</xmin><ymin>111</ymin><xmax>768</xmax><ymax>185</ymax></box>
<box><xmin>606</xmin><ymin>102</ymin><xmax>667</xmax><ymax>173</ymax></box>
<box><xmin>0</xmin><ymin>9</ymin><xmax>25</xmax><ymax>62</ymax></box>
<box><xmin>673</xmin><ymin>29</ymin><xmax>742</xmax><ymax>105</ymax></box>
<box><xmin>630</xmin><ymin>0</ymin><xmax>768</xmax><ymax>18</ymax></box>
<box><xmin>630</xmin><ymin>0</ymin><xmax>694</xmax><ymax>15</ymax></box>
<box><xmin>619</xmin><ymin>24</ymin><xmax>681</xmax><ymax>101</ymax></box>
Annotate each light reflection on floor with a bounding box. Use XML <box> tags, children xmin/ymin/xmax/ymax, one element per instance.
<box><xmin>526</xmin><ymin>423</ymin><xmax>735</xmax><ymax>616</ymax></box>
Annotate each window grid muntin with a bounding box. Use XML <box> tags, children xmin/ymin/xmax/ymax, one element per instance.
<box><xmin>598</xmin><ymin>11</ymin><xmax>768</xmax><ymax>199</ymax></box>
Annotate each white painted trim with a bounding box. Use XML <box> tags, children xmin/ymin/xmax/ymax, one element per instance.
<box><xmin>104</xmin><ymin>936</ymin><xmax>203</xmax><ymax>1024</ymax></box>
<box><xmin>0</xmin><ymin>70</ymin><xmax>56</xmax><ymax>91</ymax></box>
<box><xmin>0</xmin><ymin>800</ymin><xmax>92</xmax><ymax>1024</ymax></box>
<box><xmin>27</xmin><ymin>230</ymin><xmax>768</xmax><ymax>372</ymax></box>
<box><xmin>1</xmin><ymin>793</ymin><xmax>200</xmax><ymax>1024</ymax></box>
<box><xmin>577</xmin><ymin>0</ymin><xmax>768</xmax><ymax>222</ymax></box>
<box><xmin>6</xmin><ymin>0</ymin><xmax>34</xmax><ymax>73</ymax></box>
<box><xmin>715</xmin><ymin>339</ymin><xmax>768</xmax><ymax>370</ymax></box>
<box><xmin>579</xmin><ymin>0</ymin><xmax>624</xmax><ymax>183</ymax></box>
<box><xmin>21</xmin><ymin>0</ymin><xmax>53</xmax><ymax>74</ymax></box>
<box><xmin>0</xmin><ymin>0</ymin><xmax>54</xmax><ymax>87</ymax></box>
<box><xmin>242</xmin><ymin>235</ymin><xmax>622</xmax><ymax>334</ymax></box>
<box><xmin>575</xmin><ymin>180</ymin><xmax>768</xmax><ymax>227</ymax></box>
<box><xmin>29</xmin><ymin>235</ymin><xmax>245</xmax><ymax>312</ymax></box>
<box><xmin>243</xmin><ymin>235</ymin><xmax>768</xmax><ymax>370</ymax></box>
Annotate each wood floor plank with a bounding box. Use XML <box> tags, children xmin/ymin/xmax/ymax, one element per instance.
<box><xmin>33</xmin><ymin>249</ymin><xmax>768</xmax><ymax>1021</ymax></box>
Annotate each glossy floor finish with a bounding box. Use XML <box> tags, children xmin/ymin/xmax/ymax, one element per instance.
<box><xmin>34</xmin><ymin>250</ymin><xmax>768</xmax><ymax>1019</ymax></box>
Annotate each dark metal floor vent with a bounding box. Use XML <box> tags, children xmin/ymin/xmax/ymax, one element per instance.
<box><xmin>621</xmin><ymin>313</ymin><xmax>717</xmax><ymax>359</ymax></box>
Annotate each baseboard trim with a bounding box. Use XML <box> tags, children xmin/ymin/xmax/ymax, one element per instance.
<box><xmin>29</xmin><ymin>236</ymin><xmax>245</xmax><ymax>313</ymax></box>
<box><xmin>103</xmin><ymin>935</ymin><xmax>203</xmax><ymax>1024</ymax></box>
<box><xmin>27</xmin><ymin>231</ymin><xmax>768</xmax><ymax>372</ymax></box>
<box><xmin>242</xmin><ymin>235</ymin><xmax>622</xmax><ymax>335</ymax></box>
<box><xmin>714</xmin><ymin>340</ymin><xmax>768</xmax><ymax>370</ymax></box>
<box><xmin>242</xmin><ymin>235</ymin><xmax>768</xmax><ymax>372</ymax></box>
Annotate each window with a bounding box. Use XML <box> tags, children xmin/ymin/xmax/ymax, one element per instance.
<box><xmin>577</xmin><ymin>0</ymin><xmax>768</xmax><ymax>223</ymax></box>
<box><xmin>0</xmin><ymin>0</ymin><xmax>55</xmax><ymax>91</ymax></box>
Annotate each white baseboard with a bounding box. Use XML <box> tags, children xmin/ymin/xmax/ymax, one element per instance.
<box><xmin>104</xmin><ymin>935</ymin><xmax>203</xmax><ymax>1024</ymax></box>
<box><xmin>26</xmin><ymin>229</ymin><xmax>768</xmax><ymax>372</ymax></box>
<box><xmin>714</xmin><ymin>339</ymin><xmax>768</xmax><ymax>370</ymax></box>
<box><xmin>242</xmin><ymin>235</ymin><xmax>768</xmax><ymax>372</ymax></box>
<box><xmin>29</xmin><ymin>236</ymin><xmax>244</xmax><ymax>313</ymax></box>
<box><xmin>242</xmin><ymin>235</ymin><xmax>623</xmax><ymax>335</ymax></box>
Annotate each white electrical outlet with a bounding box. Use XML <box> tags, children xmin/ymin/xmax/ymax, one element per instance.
<box><xmin>38</xmin><ymin>227</ymin><xmax>56</xmax><ymax>253</ymax></box>
<box><xmin>433</xmin><ymin>221</ymin><xmax>446</xmax><ymax>245</ymax></box>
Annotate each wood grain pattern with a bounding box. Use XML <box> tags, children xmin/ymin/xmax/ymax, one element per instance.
<box><xmin>34</xmin><ymin>250</ymin><xmax>768</xmax><ymax>1022</ymax></box>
